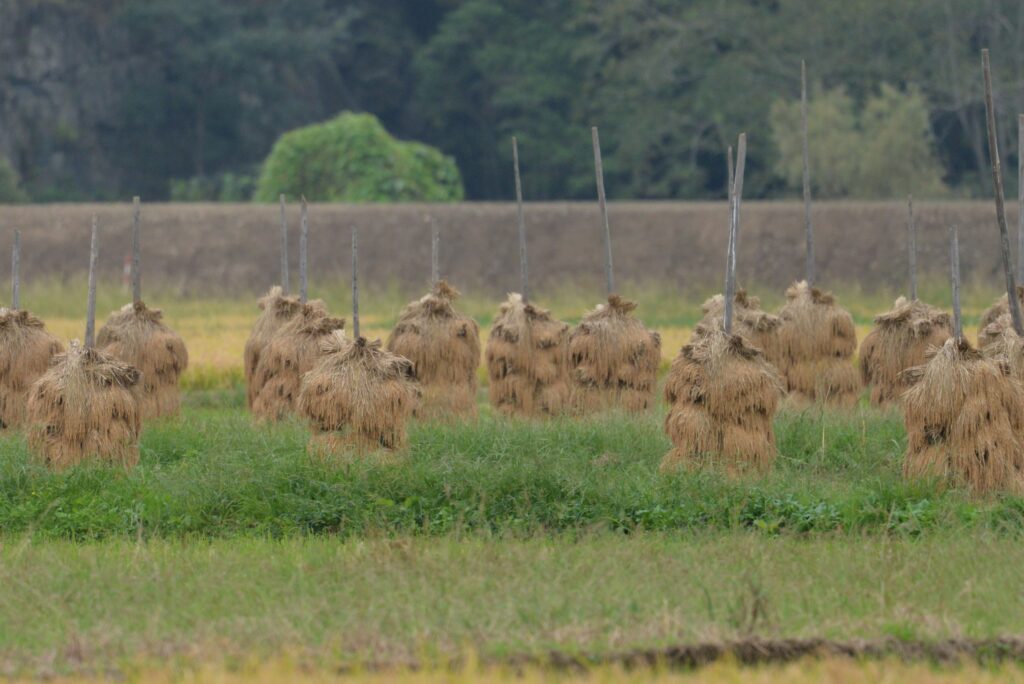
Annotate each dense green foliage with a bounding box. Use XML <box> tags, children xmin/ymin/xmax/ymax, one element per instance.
<box><xmin>0</xmin><ymin>158</ymin><xmax>28</xmax><ymax>203</ymax></box>
<box><xmin>1</xmin><ymin>399</ymin><xmax>1022</xmax><ymax>540</ymax></box>
<box><xmin>6</xmin><ymin>0</ymin><xmax>1024</xmax><ymax>200</ymax></box>
<box><xmin>254</xmin><ymin>113</ymin><xmax>464</xmax><ymax>202</ymax></box>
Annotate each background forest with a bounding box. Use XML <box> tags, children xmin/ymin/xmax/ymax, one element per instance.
<box><xmin>1</xmin><ymin>0</ymin><xmax>1023</xmax><ymax>202</ymax></box>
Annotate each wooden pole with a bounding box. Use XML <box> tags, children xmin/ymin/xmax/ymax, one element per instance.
<box><xmin>727</xmin><ymin>145</ymin><xmax>734</xmax><ymax>197</ymax></box>
<box><xmin>430</xmin><ymin>216</ymin><xmax>439</xmax><ymax>285</ymax></box>
<box><xmin>1018</xmin><ymin>114</ymin><xmax>1024</xmax><ymax>284</ymax></box>
<box><xmin>801</xmin><ymin>59</ymin><xmax>815</xmax><ymax>286</ymax></box>
<box><xmin>592</xmin><ymin>126</ymin><xmax>615</xmax><ymax>296</ymax></box>
<box><xmin>512</xmin><ymin>137</ymin><xmax>529</xmax><ymax>302</ymax></box>
<box><xmin>11</xmin><ymin>229</ymin><xmax>20</xmax><ymax>310</ymax></box>
<box><xmin>279</xmin><ymin>194</ymin><xmax>290</xmax><ymax>295</ymax></box>
<box><xmin>85</xmin><ymin>216</ymin><xmax>99</xmax><ymax>349</ymax></box>
<box><xmin>131</xmin><ymin>196</ymin><xmax>141</xmax><ymax>305</ymax></box>
<box><xmin>299</xmin><ymin>196</ymin><xmax>309</xmax><ymax>304</ymax></box>
<box><xmin>352</xmin><ymin>226</ymin><xmax>360</xmax><ymax>339</ymax></box>
<box><xmin>724</xmin><ymin>133</ymin><xmax>748</xmax><ymax>335</ymax></box>
<box><xmin>950</xmin><ymin>224</ymin><xmax>962</xmax><ymax>340</ymax></box>
<box><xmin>907</xmin><ymin>194</ymin><xmax>917</xmax><ymax>300</ymax></box>
<box><xmin>982</xmin><ymin>48</ymin><xmax>1024</xmax><ymax>335</ymax></box>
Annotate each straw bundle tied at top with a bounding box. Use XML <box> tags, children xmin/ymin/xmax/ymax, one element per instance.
<box><xmin>0</xmin><ymin>308</ymin><xmax>64</xmax><ymax>429</ymax></box>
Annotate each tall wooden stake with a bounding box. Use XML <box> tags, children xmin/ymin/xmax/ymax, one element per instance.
<box><xmin>724</xmin><ymin>133</ymin><xmax>748</xmax><ymax>335</ymax></box>
<box><xmin>352</xmin><ymin>226</ymin><xmax>360</xmax><ymax>339</ymax></box>
<box><xmin>131</xmin><ymin>196</ymin><xmax>142</xmax><ymax>305</ymax></box>
<box><xmin>299</xmin><ymin>196</ymin><xmax>309</xmax><ymax>304</ymax></box>
<box><xmin>85</xmin><ymin>216</ymin><xmax>99</xmax><ymax>348</ymax></box>
<box><xmin>592</xmin><ymin>126</ymin><xmax>615</xmax><ymax>296</ymax></box>
<box><xmin>430</xmin><ymin>216</ymin><xmax>440</xmax><ymax>285</ymax></box>
<box><xmin>727</xmin><ymin>145</ymin><xmax>734</xmax><ymax>197</ymax></box>
<box><xmin>512</xmin><ymin>137</ymin><xmax>529</xmax><ymax>302</ymax></box>
<box><xmin>950</xmin><ymin>224</ymin><xmax>962</xmax><ymax>340</ymax></box>
<box><xmin>801</xmin><ymin>59</ymin><xmax>815</xmax><ymax>286</ymax></box>
<box><xmin>982</xmin><ymin>48</ymin><xmax>1024</xmax><ymax>335</ymax></box>
<box><xmin>907</xmin><ymin>195</ymin><xmax>917</xmax><ymax>300</ymax></box>
<box><xmin>11</xmin><ymin>229</ymin><xmax>20</xmax><ymax>310</ymax></box>
<box><xmin>1018</xmin><ymin>114</ymin><xmax>1024</xmax><ymax>284</ymax></box>
<box><xmin>279</xmin><ymin>194</ymin><xmax>290</xmax><ymax>295</ymax></box>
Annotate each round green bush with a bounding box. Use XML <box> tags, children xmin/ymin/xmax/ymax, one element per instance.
<box><xmin>254</xmin><ymin>112</ymin><xmax>464</xmax><ymax>202</ymax></box>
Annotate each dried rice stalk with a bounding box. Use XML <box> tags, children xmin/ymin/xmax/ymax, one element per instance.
<box><xmin>979</xmin><ymin>285</ymin><xmax>1024</xmax><ymax>347</ymax></box>
<box><xmin>981</xmin><ymin>313</ymin><xmax>1024</xmax><ymax>382</ymax></box>
<box><xmin>901</xmin><ymin>336</ymin><xmax>1024</xmax><ymax>495</ymax></box>
<box><xmin>568</xmin><ymin>294</ymin><xmax>661</xmax><ymax>413</ymax></box>
<box><xmin>0</xmin><ymin>308</ymin><xmax>64</xmax><ymax>429</ymax></box>
<box><xmin>485</xmin><ymin>293</ymin><xmax>570</xmax><ymax>417</ymax></box>
<box><xmin>859</xmin><ymin>297</ymin><xmax>951</xmax><ymax>406</ymax></box>
<box><xmin>693</xmin><ymin>289</ymin><xmax>781</xmax><ymax>352</ymax></box>
<box><xmin>661</xmin><ymin>327</ymin><xmax>784</xmax><ymax>476</ymax></box>
<box><xmin>26</xmin><ymin>340</ymin><xmax>142</xmax><ymax>470</ymax></box>
<box><xmin>96</xmin><ymin>301</ymin><xmax>189</xmax><ymax>418</ymax></box>
<box><xmin>299</xmin><ymin>333</ymin><xmax>419</xmax><ymax>455</ymax></box>
<box><xmin>244</xmin><ymin>286</ymin><xmax>309</xmax><ymax>407</ymax></box>
<box><xmin>386</xmin><ymin>280</ymin><xmax>480</xmax><ymax>419</ymax></box>
<box><xmin>251</xmin><ymin>302</ymin><xmax>345</xmax><ymax>422</ymax></box>
<box><xmin>772</xmin><ymin>280</ymin><xmax>860</xmax><ymax>407</ymax></box>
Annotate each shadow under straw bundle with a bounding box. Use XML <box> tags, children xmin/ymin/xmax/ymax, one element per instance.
<box><xmin>386</xmin><ymin>280</ymin><xmax>480</xmax><ymax>420</ymax></box>
<box><xmin>244</xmin><ymin>286</ymin><xmax>306</xmax><ymax>407</ymax></box>
<box><xmin>299</xmin><ymin>333</ymin><xmax>419</xmax><ymax>456</ymax></box>
<box><xmin>859</xmin><ymin>297</ymin><xmax>951</xmax><ymax>406</ymax></box>
<box><xmin>486</xmin><ymin>293</ymin><xmax>570</xmax><ymax>417</ymax></box>
<box><xmin>771</xmin><ymin>281</ymin><xmax>860</xmax><ymax>407</ymax></box>
<box><xmin>27</xmin><ymin>341</ymin><xmax>142</xmax><ymax>470</ymax></box>
<box><xmin>661</xmin><ymin>327</ymin><xmax>784</xmax><ymax>476</ymax></box>
<box><xmin>250</xmin><ymin>301</ymin><xmax>345</xmax><ymax>422</ymax></box>
<box><xmin>692</xmin><ymin>289</ymin><xmax>781</xmax><ymax>351</ymax></box>
<box><xmin>97</xmin><ymin>301</ymin><xmax>188</xmax><ymax>418</ymax></box>
<box><xmin>0</xmin><ymin>308</ymin><xmax>64</xmax><ymax>429</ymax></box>
<box><xmin>568</xmin><ymin>294</ymin><xmax>661</xmax><ymax>413</ymax></box>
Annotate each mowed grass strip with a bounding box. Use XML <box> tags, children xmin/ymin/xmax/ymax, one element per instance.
<box><xmin>1</xmin><ymin>533</ymin><xmax>1023</xmax><ymax>674</ymax></box>
<box><xmin>1</xmin><ymin>403</ymin><xmax>1023</xmax><ymax>539</ymax></box>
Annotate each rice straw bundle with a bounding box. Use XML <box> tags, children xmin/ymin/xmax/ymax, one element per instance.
<box><xmin>568</xmin><ymin>294</ymin><xmax>661</xmax><ymax>413</ymax></box>
<box><xmin>250</xmin><ymin>302</ymin><xmax>345</xmax><ymax>422</ymax></box>
<box><xmin>96</xmin><ymin>301</ymin><xmax>188</xmax><ymax>418</ymax></box>
<box><xmin>859</xmin><ymin>297</ymin><xmax>951</xmax><ymax>406</ymax></box>
<box><xmin>772</xmin><ymin>280</ymin><xmax>860</xmax><ymax>407</ymax></box>
<box><xmin>386</xmin><ymin>280</ymin><xmax>480</xmax><ymax>419</ymax></box>
<box><xmin>901</xmin><ymin>336</ymin><xmax>1024</xmax><ymax>494</ymax></box>
<box><xmin>693</xmin><ymin>289</ymin><xmax>781</xmax><ymax>351</ymax></box>
<box><xmin>299</xmin><ymin>333</ymin><xmax>419</xmax><ymax>456</ymax></box>
<box><xmin>0</xmin><ymin>308</ymin><xmax>63</xmax><ymax>429</ymax></box>
<box><xmin>661</xmin><ymin>327</ymin><xmax>784</xmax><ymax>476</ymax></box>
<box><xmin>27</xmin><ymin>341</ymin><xmax>142</xmax><ymax>470</ymax></box>
<box><xmin>978</xmin><ymin>286</ymin><xmax>1024</xmax><ymax>347</ymax></box>
<box><xmin>244</xmin><ymin>286</ymin><xmax>306</xmax><ymax>407</ymax></box>
<box><xmin>486</xmin><ymin>293</ymin><xmax>570</xmax><ymax>417</ymax></box>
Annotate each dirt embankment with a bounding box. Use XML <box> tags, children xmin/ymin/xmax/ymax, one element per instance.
<box><xmin>0</xmin><ymin>201</ymin><xmax>1015</xmax><ymax>296</ymax></box>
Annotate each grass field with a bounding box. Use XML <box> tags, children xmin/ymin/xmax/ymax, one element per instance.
<box><xmin>2</xmin><ymin>281</ymin><xmax>1023</xmax><ymax>680</ymax></box>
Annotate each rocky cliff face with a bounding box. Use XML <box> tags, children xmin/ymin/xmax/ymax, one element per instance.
<box><xmin>0</xmin><ymin>1</ymin><xmax>141</xmax><ymax>199</ymax></box>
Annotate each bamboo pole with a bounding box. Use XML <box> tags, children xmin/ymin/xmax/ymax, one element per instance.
<box><xmin>982</xmin><ymin>48</ymin><xmax>1024</xmax><ymax>335</ymax></box>
<box><xmin>592</xmin><ymin>126</ymin><xmax>615</xmax><ymax>295</ymax></box>
<box><xmin>11</xmin><ymin>229</ymin><xmax>20</xmax><ymax>310</ymax></box>
<box><xmin>279</xmin><ymin>194</ymin><xmax>290</xmax><ymax>295</ymax></box>
<box><xmin>724</xmin><ymin>134</ymin><xmax>748</xmax><ymax>335</ymax></box>
<box><xmin>907</xmin><ymin>195</ymin><xmax>917</xmax><ymax>300</ymax></box>
<box><xmin>801</xmin><ymin>59</ymin><xmax>815</xmax><ymax>286</ymax></box>
<box><xmin>299</xmin><ymin>196</ymin><xmax>309</xmax><ymax>304</ymax></box>
<box><xmin>131</xmin><ymin>196</ymin><xmax>141</xmax><ymax>305</ymax></box>
<box><xmin>352</xmin><ymin>226</ymin><xmax>360</xmax><ymax>340</ymax></box>
<box><xmin>85</xmin><ymin>216</ymin><xmax>99</xmax><ymax>348</ymax></box>
<box><xmin>950</xmin><ymin>224</ymin><xmax>962</xmax><ymax>340</ymax></box>
<box><xmin>430</xmin><ymin>216</ymin><xmax>439</xmax><ymax>285</ymax></box>
<box><xmin>512</xmin><ymin>137</ymin><xmax>529</xmax><ymax>302</ymax></box>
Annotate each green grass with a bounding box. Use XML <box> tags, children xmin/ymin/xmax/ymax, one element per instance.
<box><xmin>1</xmin><ymin>397</ymin><xmax>1023</xmax><ymax>540</ymax></box>
<box><xmin>2</xmin><ymin>533</ymin><xmax>1023</xmax><ymax>673</ymax></box>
